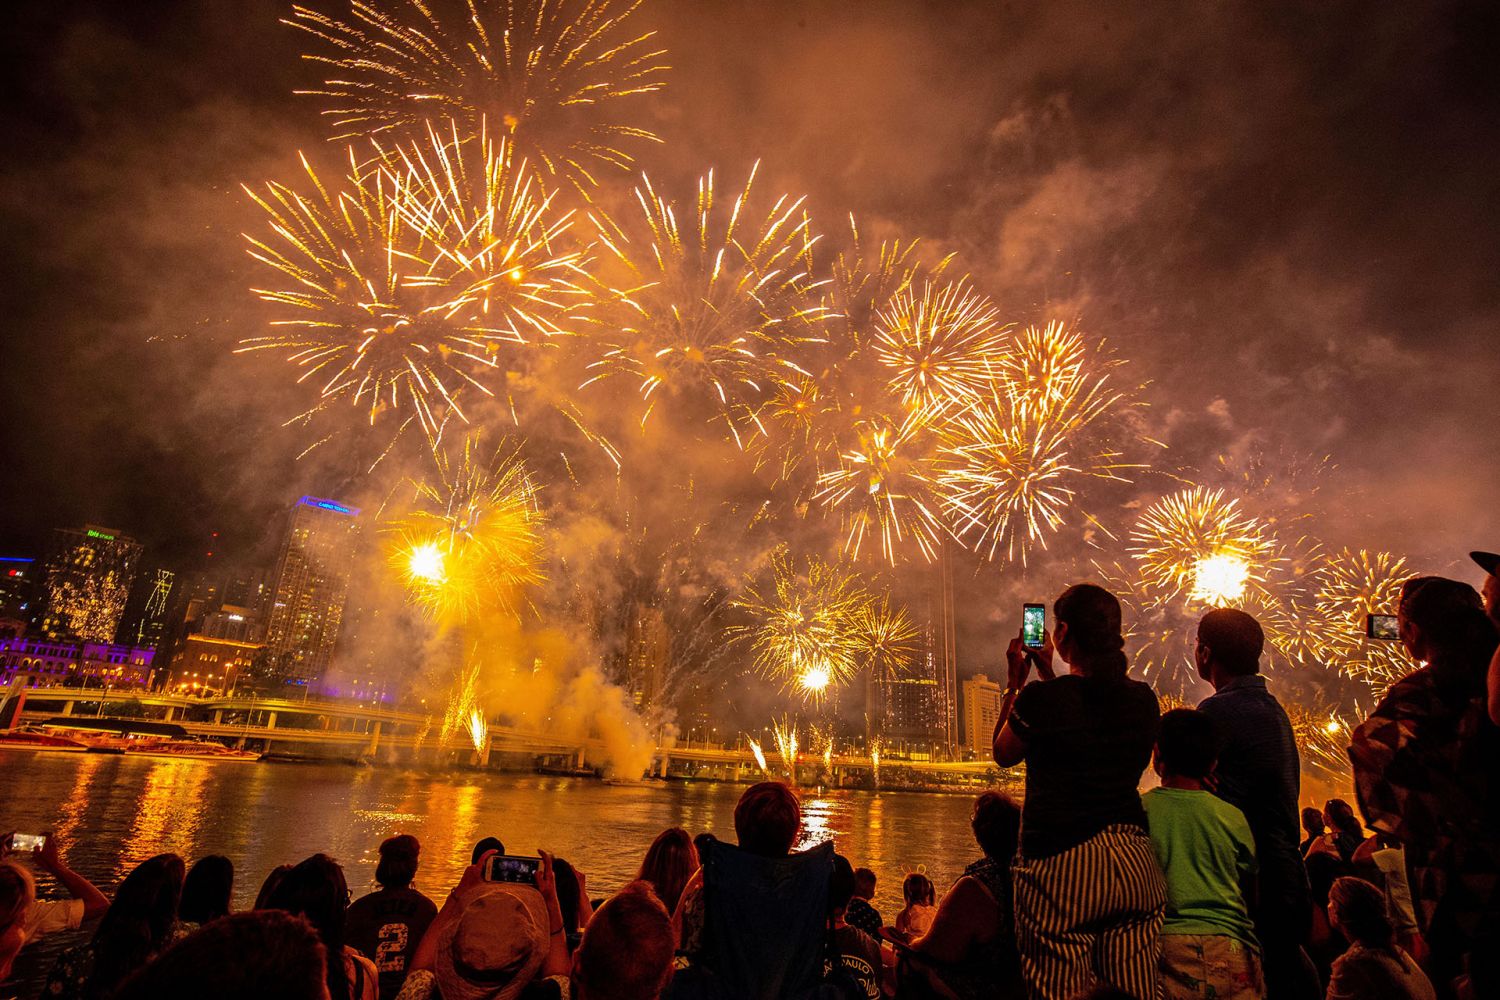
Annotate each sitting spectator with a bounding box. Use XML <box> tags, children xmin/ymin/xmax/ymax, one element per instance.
<box><xmin>1348</xmin><ymin>833</ymin><xmax>1424</xmax><ymax>963</ymax></box>
<box><xmin>901</xmin><ymin>791</ymin><xmax>1025</xmax><ymax>1000</ymax></box>
<box><xmin>1194</xmin><ymin>608</ymin><xmax>1318</xmax><ymax>1000</ymax></box>
<box><xmin>993</xmin><ymin>583</ymin><xmax>1164</xmax><ymax>1000</ymax></box>
<box><xmin>112</xmin><ymin>909</ymin><xmax>331</xmax><ymax>1000</ymax></box>
<box><xmin>179</xmin><ymin>855</ymin><xmax>234</xmax><ymax>927</ymax></box>
<box><xmin>1324</xmin><ymin>877</ymin><xmax>1435</xmax><ymax>1000</ymax></box>
<box><xmin>571</xmin><ymin>881</ymin><xmax>675</xmax><ymax>1000</ymax></box>
<box><xmin>845</xmin><ymin>868</ymin><xmax>882</xmax><ymax>938</ymax></box>
<box><xmin>1142</xmin><ymin>708</ymin><xmax>1263</xmax><ymax>1000</ymax></box>
<box><xmin>0</xmin><ymin>833</ymin><xmax>108</xmax><ymax>982</ymax></box>
<box><xmin>1299</xmin><ymin>808</ymin><xmax>1326</xmax><ymax>857</ymax></box>
<box><xmin>824</xmin><ymin>855</ymin><xmax>884</xmax><ymax>999</ymax></box>
<box><xmin>692</xmin><ymin>833</ymin><xmax>716</xmax><ymax>864</ymax></box>
<box><xmin>1314</xmin><ymin>800</ymin><xmax>1366</xmax><ymax>865</ymax></box>
<box><xmin>397</xmin><ymin>848</ymin><xmax>570</xmax><ymax>1000</ymax></box>
<box><xmin>471</xmin><ymin>838</ymin><xmax>506</xmax><ymax>866</ymax></box>
<box><xmin>638</xmin><ymin>828</ymin><xmax>698</xmax><ymax>915</ymax></box>
<box><xmin>45</xmin><ymin>852</ymin><xmax>187</xmax><ymax>1000</ymax></box>
<box><xmin>894</xmin><ymin>873</ymin><xmax>936</xmax><ymax>940</ymax></box>
<box><xmin>1349</xmin><ymin>576</ymin><xmax>1500</xmax><ymax>995</ymax></box>
<box><xmin>255</xmin><ymin>864</ymin><xmax>294</xmax><ymax>910</ymax></box>
<box><xmin>347</xmin><ymin>835</ymin><xmax>438</xmax><ymax>1000</ymax></box>
<box><xmin>668</xmin><ymin>781</ymin><xmax>834</xmax><ymax>1000</ymax></box>
<box><xmin>267</xmin><ymin>854</ymin><xmax>379</xmax><ymax>1000</ymax></box>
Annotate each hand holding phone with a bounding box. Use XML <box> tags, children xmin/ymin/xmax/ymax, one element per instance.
<box><xmin>4</xmin><ymin>833</ymin><xmax>46</xmax><ymax>853</ymax></box>
<box><xmin>1366</xmin><ymin>613</ymin><xmax>1399</xmax><ymax>641</ymax></box>
<box><xmin>1022</xmin><ymin>604</ymin><xmax>1046</xmax><ymax>649</ymax></box>
<box><xmin>482</xmin><ymin>854</ymin><xmax>542</xmax><ymax>884</ymax></box>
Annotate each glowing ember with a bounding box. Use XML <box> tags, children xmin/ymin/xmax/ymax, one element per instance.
<box><xmin>799</xmin><ymin>664</ymin><xmax>832</xmax><ymax>693</ymax></box>
<box><xmin>1190</xmin><ymin>553</ymin><xmax>1251</xmax><ymax>605</ymax></box>
<box><xmin>406</xmin><ymin>542</ymin><xmax>447</xmax><ymax>584</ymax></box>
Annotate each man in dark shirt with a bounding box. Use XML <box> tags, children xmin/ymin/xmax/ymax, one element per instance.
<box><xmin>825</xmin><ymin>856</ymin><xmax>884</xmax><ymax>1000</ymax></box>
<box><xmin>845</xmin><ymin>867</ymin><xmax>883</xmax><ymax>938</ymax></box>
<box><xmin>345</xmin><ymin>835</ymin><xmax>438</xmax><ymax>1000</ymax></box>
<box><xmin>1194</xmin><ymin>608</ymin><xmax>1317</xmax><ymax>1000</ymax></box>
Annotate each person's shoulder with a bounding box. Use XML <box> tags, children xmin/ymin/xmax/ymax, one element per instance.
<box><xmin>392</xmin><ymin>968</ymin><xmax>436</xmax><ymax>1000</ymax></box>
<box><xmin>24</xmin><ymin>897</ymin><xmax>85</xmax><ymax>937</ymax></box>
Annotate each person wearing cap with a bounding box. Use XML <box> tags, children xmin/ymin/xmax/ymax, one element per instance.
<box><xmin>394</xmin><ymin>850</ymin><xmax>571</xmax><ymax>1000</ymax></box>
<box><xmin>1348</xmin><ymin>575</ymin><xmax>1500</xmax><ymax>998</ymax></box>
<box><xmin>1472</xmin><ymin>551</ymin><xmax>1500</xmax><ymax>727</ymax></box>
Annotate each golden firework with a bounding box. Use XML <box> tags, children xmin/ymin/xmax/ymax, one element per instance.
<box><xmin>387</xmin><ymin>435</ymin><xmax>544</xmax><ymax>623</ymax></box>
<box><xmin>239</xmin><ymin>124</ymin><xmax>583</xmax><ymax>439</ymax></box>
<box><xmin>287</xmin><ymin>0</ymin><xmax>669</xmax><ymax>193</ymax></box>
<box><xmin>872</xmin><ymin>278</ymin><xmax>1007</xmax><ymax>411</ymax></box>
<box><xmin>731</xmin><ymin>553</ymin><xmax>868</xmax><ymax>702</ymax></box>
<box><xmin>1307</xmin><ymin>548</ymin><xmax>1414</xmax><ymax>692</ymax></box>
<box><xmin>1129</xmin><ymin>487</ymin><xmax>1279</xmax><ymax>609</ymax></box>
<box><xmin>582</xmin><ymin>165</ymin><xmax>832</xmax><ymax>447</ymax></box>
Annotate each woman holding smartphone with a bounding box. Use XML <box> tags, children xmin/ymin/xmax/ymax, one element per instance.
<box><xmin>991</xmin><ymin>583</ymin><xmax>1165</xmax><ymax>1000</ymax></box>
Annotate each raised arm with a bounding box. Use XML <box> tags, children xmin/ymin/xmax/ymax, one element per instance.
<box><xmin>36</xmin><ymin>834</ymin><xmax>108</xmax><ymax>920</ymax></box>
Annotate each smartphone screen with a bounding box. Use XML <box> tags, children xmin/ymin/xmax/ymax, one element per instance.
<box><xmin>9</xmin><ymin>833</ymin><xmax>46</xmax><ymax>852</ymax></box>
<box><xmin>1366</xmin><ymin>613</ymin><xmax>1399</xmax><ymax>641</ymax></box>
<box><xmin>1022</xmin><ymin>604</ymin><xmax>1046</xmax><ymax>649</ymax></box>
<box><xmin>483</xmin><ymin>855</ymin><xmax>540</xmax><ymax>884</ymax></box>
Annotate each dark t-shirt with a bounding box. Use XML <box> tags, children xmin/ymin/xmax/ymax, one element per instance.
<box><xmin>345</xmin><ymin>887</ymin><xmax>438</xmax><ymax>1000</ymax></box>
<box><xmin>1010</xmin><ymin>673</ymin><xmax>1160</xmax><ymax>858</ymax></box>
<box><xmin>845</xmin><ymin>897</ymin><xmax>883</xmax><ymax>937</ymax></box>
<box><xmin>823</xmin><ymin>924</ymin><xmax>883</xmax><ymax>1000</ymax></box>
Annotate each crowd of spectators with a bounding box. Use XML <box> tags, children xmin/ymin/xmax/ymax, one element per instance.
<box><xmin>1</xmin><ymin>552</ymin><xmax>1496</xmax><ymax>1000</ymax></box>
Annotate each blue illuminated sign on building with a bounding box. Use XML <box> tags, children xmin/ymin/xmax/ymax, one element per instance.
<box><xmin>296</xmin><ymin>496</ymin><xmax>360</xmax><ymax>516</ymax></box>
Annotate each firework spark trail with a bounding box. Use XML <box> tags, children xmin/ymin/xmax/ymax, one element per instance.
<box><xmin>747</xmin><ymin>737</ymin><xmax>768</xmax><ymax>774</ymax></box>
<box><xmin>872</xmin><ymin>278</ymin><xmax>1007</xmax><ymax>411</ymax></box>
<box><xmin>731</xmin><ymin>553</ymin><xmax>870</xmax><ymax>702</ymax></box>
<box><xmin>240</xmin><ymin>125</ymin><xmax>584</xmax><ymax>442</ymax></box>
<box><xmin>813</xmin><ymin>407</ymin><xmax>950</xmax><ymax>564</ymax></box>
<box><xmin>1129</xmin><ymin>486</ymin><xmax>1280</xmax><ymax>609</ymax></box>
<box><xmin>466</xmin><ymin>707</ymin><xmax>489</xmax><ymax>752</ymax></box>
<box><xmin>772</xmin><ymin>715</ymin><xmax>799</xmax><ymax>778</ymax></box>
<box><xmin>581</xmin><ymin>165</ymin><xmax>833</xmax><ymax>447</ymax></box>
<box><xmin>869</xmin><ymin>740</ymin><xmax>881</xmax><ymax>788</ymax></box>
<box><xmin>287</xmin><ymin>0</ymin><xmax>669</xmax><ymax>193</ymax></box>
<box><xmin>386</xmin><ymin>435</ymin><xmax>545</xmax><ymax>623</ymax></box>
<box><xmin>440</xmin><ymin>660</ymin><xmax>484</xmax><ymax>745</ymax></box>
<box><xmin>1307</xmin><ymin>548</ymin><xmax>1415</xmax><ymax>692</ymax></box>
<box><xmin>1286</xmin><ymin>703</ymin><xmax>1353</xmax><ymax>783</ymax></box>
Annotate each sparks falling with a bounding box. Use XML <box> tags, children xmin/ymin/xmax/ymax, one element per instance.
<box><xmin>872</xmin><ymin>278</ymin><xmax>1007</xmax><ymax>411</ymax></box>
<box><xmin>287</xmin><ymin>0</ymin><xmax>670</xmax><ymax>194</ymax></box>
<box><xmin>1129</xmin><ymin>486</ymin><xmax>1279</xmax><ymax>609</ymax></box>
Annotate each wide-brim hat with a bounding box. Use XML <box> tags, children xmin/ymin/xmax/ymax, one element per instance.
<box><xmin>433</xmin><ymin>883</ymin><xmax>550</xmax><ymax>1000</ymax></box>
<box><xmin>1472</xmin><ymin>551</ymin><xmax>1500</xmax><ymax>576</ymax></box>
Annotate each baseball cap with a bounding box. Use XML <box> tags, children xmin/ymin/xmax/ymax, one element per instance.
<box><xmin>1472</xmin><ymin>551</ymin><xmax>1500</xmax><ymax>576</ymax></box>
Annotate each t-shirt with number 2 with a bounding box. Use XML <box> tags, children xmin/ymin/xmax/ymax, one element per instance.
<box><xmin>345</xmin><ymin>887</ymin><xmax>439</xmax><ymax>1000</ymax></box>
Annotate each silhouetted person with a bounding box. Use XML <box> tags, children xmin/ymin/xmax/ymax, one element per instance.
<box><xmin>1298</xmin><ymin>808</ymin><xmax>1325</xmax><ymax>857</ymax></box>
<box><xmin>0</xmin><ymin>833</ymin><xmax>108</xmax><ymax>982</ymax></box>
<box><xmin>1325</xmin><ymin>877</ymin><xmax>1435</xmax><ymax>1000</ymax></box>
<box><xmin>573</xmin><ymin>881</ymin><xmax>675</xmax><ymax>1000</ymax></box>
<box><xmin>46</xmin><ymin>853</ymin><xmax>186</xmax><ymax>1000</ymax></box>
<box><xmin>268</xmin><ymin>854</ymin><xmax>378</xmax><ymax>1000</ymax></box>
<box><xmin>179</xmin><ymin>855</ymin><xmax>234</xmax><ymax>927</ymax></box>
<box><xmin>346</xmin><ymin>835</ymin><xmax>436</xmax><ymax>1000</ymax></box>
<box><xmin>638</xmin><ymin>828</ymin><xmax>699</xmax><ymax>916</ymax></box>
<box><xmin>994</xmin><ymin>583</ymin><xmax>1164</xmax><ymax>1000</ymax></box>
<box><xmin>1194</xmin><ymin>608</ymin><xmax>1316</xmax><ymax>1000</ymax></box>
<box><xmin>470</xmin><ymin>837</ymin><xmax>506</xmax><ymax>865</ymax></box>
<box><xmin>1350</xmin><ymin>576</ymin><xmax>1500</xmax><ymax>998</ymax></box>
<box><xmin>112</xmin><ymin>909</ymin><xmax>331</xmax><ymax>1000</ymax></box>
<box><xmin>845</xmin><ymin>868</ymin><xmax>882</xmax><ymax>938</ymax></box>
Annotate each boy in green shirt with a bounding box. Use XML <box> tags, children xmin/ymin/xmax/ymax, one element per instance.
<box><xmin>1143</xmin><ymin>708</ymin><xmax>1265</xmax><ymax>1000</ymax></box>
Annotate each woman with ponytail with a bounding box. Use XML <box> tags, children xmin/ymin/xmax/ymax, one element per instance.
<box><xmin>991</xmin><ymin>583</ymin><xmax>1165</xmax><ymax>1000</ymax></box>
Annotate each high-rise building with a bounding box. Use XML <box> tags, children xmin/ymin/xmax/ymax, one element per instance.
<box><xmin>876</xmin><ymin>620</ymin><xmax>945</xmax><ymax>753</ymax></box>
<box><xmin>123</xmin><ymin>568</ymin><xmax>176</xmax><ymax>651</ymax></box>
<box><xmin>263</xmin><ymin>497</ymin><xmax>360</xmax><ymax>689</ymax></box>
<box><xmin>625</xmin><ymin>605</ymin><xmax>670</xmax><ymax>714</ymax></box>
<box><xmin>961</xmin><ymin>673</ymin><xmax>1004</xmax><ymax>758</ymax></box>
<box><xmin>0</xmin><ymin>556</ymin><xmax>36</xmax><ymax>635</ymax></box>
<box><xmin>37</xmin><ymin>526</ymin><xmax>143</xmax><ymax>643</ymax></box>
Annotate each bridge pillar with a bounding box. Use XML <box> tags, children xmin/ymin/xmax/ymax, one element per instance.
<box><xmin>656</xmin><ymin>752</ymin><xmax>670</xmax><ymax>779</ymax></box>
<box><xmin>573</xmin><ymin>748</ymin><xmax>586</xmax><ymax>769</ymax></box>
<box><xmin>266</xmin><ymin>712</ymin><xmax>278</xmax><ymax>729</ymax></box>
<box><xmin>365</xmin><ymin>721</ymin><xmax>382</xmax><ymax>757</ymax></box>
<box><xmin>212</xmin><ymin>709</ymin><xmax>224</xmax><ymax>725</ymax></box>
<box><xmin>61</xmin><ymin>700</ymin><xmax>74</xmax><ymax>715</ymax></box>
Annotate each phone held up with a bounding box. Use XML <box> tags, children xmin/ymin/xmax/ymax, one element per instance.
<box><xmin>1366</xmin><ymin>613</ymin><xmax>1399</xmax><ymax>641</ymax></box>
<box><xmin>6</xmin><ymin>833</ymin><xmax>46</xmax><ymax>853</ymax></box>
<box><xmin>1022</xmin><ymin>603</ymin><xmax>1046</xmax><ymax>650</ymax></box>
<box><xmin>483</xmin><ymin>854</ymin><xmax>540</xmax><ymax>884</ymax></box>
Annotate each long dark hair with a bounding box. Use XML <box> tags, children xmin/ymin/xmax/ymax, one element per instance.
<box><xmin>84</xmin><ymin>853</ymin><xmax>186</xmax><ymax>1000</ymax></box>
<box><xmin>266</xmin><ymin>855</ymin><xmax>351</xmax><ymax>1000</ymax></box>
<box><xmin>1054</xmin><ymin>583</ymin><xmax>1129</xmax><ymax>679</ymax></box>
<box><xmin>180</xmin><ymin>855</ymin><xmax>234</xmax><ymax>925</ymax></box>
<box><xmin>638</xmin><ymin>828</ymin><xmax>699</xmax><ymax>915</ymax></box>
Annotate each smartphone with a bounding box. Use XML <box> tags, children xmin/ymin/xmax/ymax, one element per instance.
<box><xmin>1366</xmin><ymin>613</ymin><xmax>1399</xmax><ymax>641</ymax></box>
<box><xmin>1022</xmin><ymin>604</ymin><xmax>1046</xmax><ymax>649</ymax></box>
<box><xmin>483</xmin><ymin>854</ymin><xmax>540</xmax><ymax>884</ymax></box>
<box><xmin>7</xmin><ymin>833</ymin><xmax>46</xmax><ymax>852</ymax></box>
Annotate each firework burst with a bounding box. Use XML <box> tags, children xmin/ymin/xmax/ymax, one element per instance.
<box><xmin>1129</xmin><ymin>487</ymin><xmax>1280</xmax><ymax>609</ymax></box>
<box><xmin>582</xmin><ymin>165</ymin><xmax>833</xmax><ymax>447</ymax></box>
<box><xmin>1307</xmin><ymin>548</ymin><xmax>1415</xmax><ymax>693</ymax></box>
<box><xmin>240</xmin><ymin>124</ymin><xmax>584</xmax><ymax>443</ymax></box>
<box><xmin>287</xmin><ymin>0</ymin><xmax>669</xmax><ymax>193</ymax></box>
<box><xmin>731</xmin><ymin>553</ymin><xmax>868</xmax><ymax>702</ymax></box>
<box><xmin>872</xmin><ymin>278</ymin><xmax>1007</xmax><ymax>411</ymax></box>
<box><xmin>386</xmin><ymin>435</ymin><xmax>545</xmax><ymax>623</ymax></box>
<box><xmin>813</xmin><ymin>408</ymin><xmax>950</xmax><ymax>564</ymax></box>
<box><xmin>771</xmin><ymin>715</ymin><xmax>800</xmax><ymax>776</ymax></box>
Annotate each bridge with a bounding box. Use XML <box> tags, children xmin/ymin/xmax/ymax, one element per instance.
<box><xmin>1</xmin><ymin>681</ymin><xmax>1008</xmax><ymax>789</ymax></box>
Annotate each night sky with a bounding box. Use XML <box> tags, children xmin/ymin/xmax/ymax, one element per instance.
<box><xmin>2</xmin><ymin>0</ymin><xmax>1497</xmax><ymax>586</ymax></box>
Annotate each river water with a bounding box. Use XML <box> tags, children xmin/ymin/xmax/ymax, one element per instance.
<box><xmin>3</xmin><ymin>752</ymin><xmax>982</xmax><ymax>997</ymax></box>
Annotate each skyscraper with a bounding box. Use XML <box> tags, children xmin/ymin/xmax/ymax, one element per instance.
<box><xmin>37</xmin><ymin>526</ymin><xmax>143</xmax><ymax>643</ymax></box>
<box><xmin>961</xmin><ymin>673</ymin><xmax>1004</xmax><ymax>758</ymax></box>
<box><xmin>124</xmin><ymin>568</ymin><xmax>176</xmax><ymax>651</ymax></box>
<box><xmin>262</xmin><ymin>496</ymin><xmax>360</xmax><ymax>689</ymax></box>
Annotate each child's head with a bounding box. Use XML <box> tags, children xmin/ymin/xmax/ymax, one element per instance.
<box><xmin>1154</xmin><ymin>708</ymin><xmax>1220</xmax><ymax>780</ymax></box>
<box><xmin>902</xmin><ymin>872</ymin><xmax>934</xmax><ymax>907</ymax></box>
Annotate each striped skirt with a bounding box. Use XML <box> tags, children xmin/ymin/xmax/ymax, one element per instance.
<box><xmin>1011</xmin><ymin>823</ymin><xmax>1168</xmax><ymax>1000</ymax></box>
